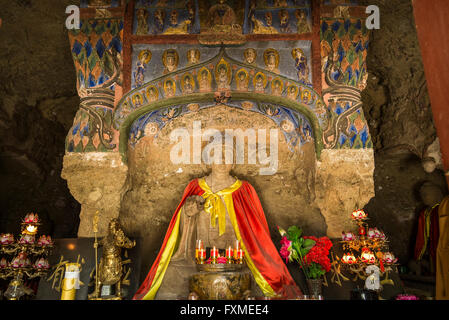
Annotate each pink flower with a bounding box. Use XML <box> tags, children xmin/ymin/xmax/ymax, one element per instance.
<box><xmin>279</xmin><ymin>236</ymin><xmax>292</xmax><ymax>263</ymax></box>
<box><xmin>280</xmin><ymin>236</ymin><xmax>291</xmax><ymax>248</ymax></box>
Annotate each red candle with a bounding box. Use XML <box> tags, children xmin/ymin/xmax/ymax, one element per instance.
<box><xmin>226</xmin><ymin>246</ymin><xmax>233</xmax><ymax>260</ymax></box>
<box><xmin>238</xmin><ymin>249</ymin><xmax>244</xmax><ymax>264</ymax></box>
<box><xmin>198</xmin><ymin>248</ymin><xmax>206</xmax><ymax>264</ymax></box>
<box><xmin>211</xmin><ymin>246</ymin><xmax>217</xmax><ymax>258</ymax></box>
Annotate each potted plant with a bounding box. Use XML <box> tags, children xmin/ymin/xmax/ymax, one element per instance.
<box><xmin>278</xmin><ymin>226</ymin><xmax>333</xmax><ymax>298</ymax></box>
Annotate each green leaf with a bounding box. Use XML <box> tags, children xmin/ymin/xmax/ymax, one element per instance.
<box><xmin>303</xmin><ymin>239</ymin><xmax>316</xmax><ymax>251</ymax></box>
<box><xmin>287</xmin><ymin>226</ymin><xmax>302</xmax><ymax>241</ymax></box>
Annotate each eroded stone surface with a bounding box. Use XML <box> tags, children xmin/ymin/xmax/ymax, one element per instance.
<box><xmin>315</xmin><ymin>149</ymin><xmax>375</xmax><ymax>238</ymax></box>
<box><xmin>61</xmin><ymin>152</ymin><xmax>128</xmax><ymax>237</ymax></box>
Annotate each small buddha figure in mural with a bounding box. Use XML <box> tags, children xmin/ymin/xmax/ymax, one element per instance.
<box><xmin>199</xmin><ymin>69</ymin><xmax>211</xmax><ymax>92</ymax></box>
<box><xmin>243</xmin><ymin>48</ymin><xmax>257</xmax><ymax>66</ymax></box>
<box><xmin>264</xmin><ymin>49</ymin><xmax>280</xmax><ymax>74</ymax></box>
<box><xmin>295</xmin><ymin>9</ymin><xmax>311</xmax><ymax>34</ymax></box>
<box><xmin>132</xmin><ymin>142</ymin><xmax>302</xmax><ymax>300</ymax></box>
<box><xmin>287</xmin><ymin>86</ymin><xmax>298</xmax><ymax>100</ymax></box>
<box><xmin>208</xmin><ymin>0</ymin><xmax>237</xmax><ymax>28</ymax></box>
<box><xmin>274</xmin><ymin>0</ymin><xmax>288</xmax><ymax>7</ymax></box>
<box><xmin>182</xmin><ymin>75</ymin><xmax>195</xmax><ymax>94</ymax></box>
<box><xmin>254</xmin><ymin>73</ymin><xmax>266</xmax><ymax>93</ymax></box>
<box><xmin>136</xmin><ymin>8</ymin><xmax>149</xmax><ymax>35</ymax></box>
<box><xmin>216</xmin><ymin>65</ymin><xmax>230</xmax><ymax>91</ymax></box>
<box><xmin>162</xmin><ymin>49</ymin><xmax>179</xmax><ymax>74</ymax></box>
<box><xmin>134</xmin><ymin>50</ymin><xmax>152</xmax><ymax>88</ymax></box>
<box><xmin>279</xmin><ymin>9</ymin><xmax>291</xmax><ymax>33</ymax></box>
<box><xmin>187</xmin><ymin>49</ymin><xmax>200</xmax><ymax>65</ymax></box>
<box><xmin>272</xmin><ymin>79</ymin><xmax>283</xmax><ymax>96</ymax></box>
<box><xmin>132</xmin><ymin>94</ymin><xmax>144</xmax><ymax>108</ymax></box>
<box><xmin>164</xmin><ymin>79</ymin><xmax>176</xmax><ymax>97</ymax></box>
<box><xmin>292</xmin><ymin>48</ymin><xmax>309</xmax><ymax>84</ymax></box>
<box><xmin>251</xmin><ymin>11</ymin><xmax>278</xmax><ymax>34</ymax></box>
<box><xmin>164</xmin><ymin>10</ymin><xmax>190</xmax><ymax>34</ymax></box>
<box><xmin>153</xmin><ymin>9</ymin><xmax>165</xmax><ymax>34</ymax></box>
<box><xmin>146</xmin><ymin>86</ymin><xmax>158</xmax><ymax>102</ymax></box>
<box><xmin>236</xmin><ymin>70</ymin><xmax>249</xmax><ymax>91</ymax></box>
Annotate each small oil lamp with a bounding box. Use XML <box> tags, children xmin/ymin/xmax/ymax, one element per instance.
<box><xmin>341</xmin><ymin>252</ymin><xmax>357</xmax><ymax>265</ymax></box>
<box><xmin>360</xmin><ymin>248</ymin><xmax>376</xmax><ymax>264</ymax></box>
<box><xmin>351</xmin><ymin>209</ymin><xmax>367</xmax><ymax>221</ymax></box>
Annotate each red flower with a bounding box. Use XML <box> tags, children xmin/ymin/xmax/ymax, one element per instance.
<box><xmin>303</xmin><ymin>237</ymin><xmax>332</xmax><ymax>272</ymax></box>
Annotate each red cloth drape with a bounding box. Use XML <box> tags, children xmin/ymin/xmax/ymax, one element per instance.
<box><xmin>414</xmin><ymin>205</ymin><xmax>440</xmax><ymax>267</ymax></box>
<box><xmin>132</xmin><ymin>179</ymin><xmax>204</xmax><ymax>300</ymax></box>
<box><xmin>232</xmin><ymin>181</ymin><xmax>302</xmax><ymax>298</ymax></box>
<box><xmin>430</xmin><ymin>206</ymin><xmax>440</xmax><ymax>266</ymax></box>
<box><xmin>414</xmin><ymin>208</ymin><xmax>427</xmax><ymax>261</ymax></box>
<box><xmin>133</xmin><ymin>179</ymin><xmax>302</xmax><ymax>300</ymax></box>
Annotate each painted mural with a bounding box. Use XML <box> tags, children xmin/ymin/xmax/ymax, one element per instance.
<box><xmin>131</xmin><ymin>41</ymin><xmax>312</xmax><ymax>90</ymax></box>
<box><xmin>65</xmin><ymin>0</ymin><xmax>372</xmax><ymax>156</ymax></box>
<box><xmin>320</xmin><ymin>16</ymin><xmax>372</xmax><ymax>149</ymax></box>
<box><xmin>128</xmin><ymin>101</ymin><xmax>314</xmax><ymax>154</ymax></box>
<box><xmin>80</xmin><ymin>0</ymin><xmax>122</xmax><ymax>8</ymax></box>
<box><xmin>67</xmin><ymin>18</ymin><xmax>123</xmax><ymax>152</ymax></box>
<box><xmin>133</xmin><ymin>0</ymin><xmax>200</xmax><ymax>35</ymax></box>
<box><xmin>243</xmin><ymin>0</ymin><xmax>312</xmax><ymax>35</ymax></box>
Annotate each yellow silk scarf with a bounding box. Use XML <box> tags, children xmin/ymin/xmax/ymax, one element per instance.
<box><xmin>198</xmin><ymin>178</ymin><xmax>276</xmax><ymax>297</ymax></box>
<box><xmin>199</xmin><ymin>178</ymin><xmax>242</xmax><ymax>236</ymax></box>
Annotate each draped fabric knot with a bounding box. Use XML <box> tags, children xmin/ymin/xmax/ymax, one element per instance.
<box><xmin>203</xmin><ymin>193</ymin><xmax>227</xmax><ymax>236</ymax></box>
<box><xmin>199</xmin><ymin>178</ymin><xmax>242</xmax><ymax>236</ymax></box>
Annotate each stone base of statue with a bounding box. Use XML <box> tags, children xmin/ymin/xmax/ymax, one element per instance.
<box><xmin>188</xmin><ymin>263</ymin><xmax>256</xmax><ymax>300</ymax></box>
<box><xmin>155</xmin><ymin>261</ymin><xmax>198</xmax><ymax>300</ymax></box>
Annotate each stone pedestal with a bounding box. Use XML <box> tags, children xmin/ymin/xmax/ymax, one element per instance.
<box><xmin>61</xmin><ymin>153</ymin><xmax>128</xmax><ymax>237</ymax></box>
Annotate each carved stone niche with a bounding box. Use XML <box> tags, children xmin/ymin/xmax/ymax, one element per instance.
<box><xmin>118</xmin><ymin>104</ymin><xmax>327</xmax><ymax>281</ymax></box>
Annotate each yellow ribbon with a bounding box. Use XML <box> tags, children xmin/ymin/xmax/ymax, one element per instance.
<box><xmin>198</xmin><ymin>178</ymin><xmax>276</xmax><ymax>297</ymax></box>
<box><xmin>199</xmin><ymin>178</ymin><xmax>241</xmax><ymax>236</ymax></box>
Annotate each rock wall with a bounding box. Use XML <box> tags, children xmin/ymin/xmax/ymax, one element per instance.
<box><xmin>359</xmin><ymin>0</ymin><xmax>448</xmax><ymax>262</ymax></box>
<box><xmin>0</xmin><ymin>0</ymin><xmax>81</xmax><ymax>236</ymax></box>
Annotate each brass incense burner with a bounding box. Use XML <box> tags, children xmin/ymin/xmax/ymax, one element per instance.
<box><xmin>189</xmin><ymin>266</ymin><xmax>251</xmax><ymax>300</ymax></box>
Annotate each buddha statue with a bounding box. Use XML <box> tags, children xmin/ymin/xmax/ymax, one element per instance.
<box><xmin>133</xmin><ymin>145</ymin><xmax>302</xmax><ymax>300</ymax></box>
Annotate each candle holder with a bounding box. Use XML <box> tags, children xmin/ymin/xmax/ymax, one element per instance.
<box><xmin>329</xmin><ymin>210</ymin><xmax>398</xmax><ymax>290</ymax></box>
<box><xmin>0</xmin><ymin>213</ymin><xmax>53</xmax><ymax>300</ymax></box>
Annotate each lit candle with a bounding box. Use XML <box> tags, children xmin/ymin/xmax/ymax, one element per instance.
<box><xmin>195</xmin><ymin>240</ymin><xmax>203</xmax><ymax>260</ymax></box>
<box><xmin>238</xmin><ymin>249</ymin><xmax>244</xmax><ymax>264</ymax></box>
<box><xmin>211</xmin><ymin>246</ymin><xmax>218</xmax><ymax>264</ymax></box>
<box><xmin>234</xmin><ymin>240</ymin><xmax>240</xmax><ymax>260</ymax></box>
<box><xmin>226</xmin><ymin>246</ymin><xmax>233</xmax><ymax>263</ymax></box>
<box><xmin>199</xmin><ymin>248</ymin><xmax>205</xmax><ymax>264</ymax></box>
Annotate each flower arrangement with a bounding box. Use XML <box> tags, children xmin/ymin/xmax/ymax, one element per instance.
<box><xmin>278</xmin><ymin>226</ymin><xmax>333</xmax><ymax>279</ymax></box>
